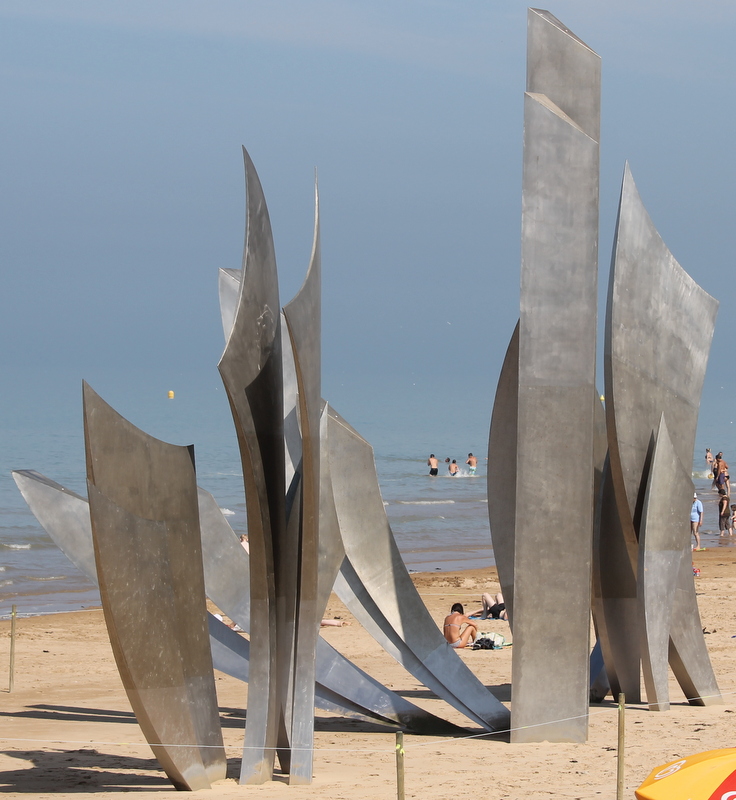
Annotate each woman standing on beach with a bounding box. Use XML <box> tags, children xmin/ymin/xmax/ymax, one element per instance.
<box><xmin>719</xmin><ymin>491</ymin><xmax>731</xmax><ymax>537</ymax></box>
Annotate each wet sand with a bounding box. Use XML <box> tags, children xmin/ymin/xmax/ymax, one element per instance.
<box><xmin>1</xmin><ymin>550</ymin><xmax>735</xmax><ymax>798</ymax></box>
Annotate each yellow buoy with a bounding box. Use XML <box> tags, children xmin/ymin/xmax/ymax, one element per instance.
<box><xmin>168</xmin><ymin>390</ymin><xmax>175</xmax><ymax>399</ymax></box>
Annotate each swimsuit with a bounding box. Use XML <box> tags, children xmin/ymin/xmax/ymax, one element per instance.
<box><xmin>468</xmin><ymin>466</ymin><xmax>476</xmax><ymax>475</ymax></box>
<box><xmin>444</xmin><ymin>621</ymin><xmax>463</xmax><ymax>647</ymax></box>
<box><xmin>488</xmin><ymin>602</ymin><xmax>506</xmax><ymax>619</ymax></box>
<box><xmin>429</xmin><ymin>468</ymin><xmax>438</xmax><ymax>476</ymax></box>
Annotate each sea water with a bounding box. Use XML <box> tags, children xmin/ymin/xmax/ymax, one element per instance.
<box><xmin>0</xmin><ymin>367</ymin><xmax>495</xmax><ymax>618</ymax></box>
<box><xmin>1</xmin><ymin>365</ymin><xmax>731</xmax><ymax>619</ymax></box>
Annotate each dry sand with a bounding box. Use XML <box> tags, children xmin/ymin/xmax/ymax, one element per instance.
<box><xmin>1</xmin><ymin>549</ymin><xmax>736</xmax><ymax>799</ymax></box>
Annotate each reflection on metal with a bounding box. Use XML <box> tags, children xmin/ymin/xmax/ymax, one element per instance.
<box><xmin>602</xmin><ymin>163</ymin><xmax>720</xmax><ymax>709</ymax></box>
<box><xmin>82</xmin><ymin>383</ymin><xmax>226</xmax><ymax>791</ymax></box>
<box><xmin>282</xmin><ymin>310</ymin><xmax>302</xmax><ymax>494</ymax></box>
<box><xmin>14</xmin><ymin>470</ymin><xmax>452</xmax><ymax>734</ymax></box>
<box><xmin>589</xmin><ymin>396</ymin><xmax>610</xmax><ymax>703</ymax></box>
<box><xmin>325</xmin><ymin>406</ymin><xmax>510</xmax><ymax>732</ymax></box>
<box><xmin>282</xmin><ymin>180</ymin><xmax>322</xmax><ymax>783</ymax></box>
<box><xmin>218</xmin><ymin>268</ymin><xmax>241</xmax><ymax>342</ymax></box>
<box><xmin>316</xmin><ymin>403</ymin><xmax>346</xmax><ymax>623</ymax></box>
<box><xmin>638</xmin><ymin>416</ymin><xmax>688</xmax><ymax>710</ymax></box>
<box><xmin>487</xmin><ymin>321</ymin><xmax>518</xmax><ymax>627</ymax></box>
<box><xmin>12</xmin><ymin>470</ymin><xmax>97</xmax><ymax>583</ymax></box>
<box><xmin>589</xmin><ymin>640</ymin><xmax>609</xmax><ymax>703</ymax></box>
<box><xmin>593</xmin><ymin>458</ymin><xmax>641</xmax><ymax>702</ymax></box>
<box><xmin>218</xmin><ymin>147</ymin><xmax>285</xmax><ymax>784</ymax></box>
<box><xmin>605</xmin><ymin>163</ymin><xmax>717</xmax><ymax>549</ymax></box>
<box><xmin>512</xmin><ymin>9</ymin><xmax>600</xmax><ymax>743</ymax></box>
<box><xmin>669</xmin><ymin>547</ymin><xmax>721</xmax><ymax>706</ymax></box>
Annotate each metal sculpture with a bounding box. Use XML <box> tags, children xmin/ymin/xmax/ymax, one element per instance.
<box><xmin>487</xmin><ymin>322</ymin><xmax>518</xmax><ymax>626</ymax></box>
<box><xmin>82</xmin><ymin>383</ymin><xmax>226</xmax><ymax>791</ymax></box>
<box><xmin>511</xmin><ymin>8</ymin><xmax>600</xmax><ymax>743</ymax></box>
<box><xmin>218</xmin><ymin>147</ymin><xmax>286</xmax><ymax>784</ymax></box>
<box><xmin>325</xmin><ymin>405</ymin><xmax>510</xmax><ymax>732</ymax></box>
<box><xmin>12</xmin><ymin>469</ymin><xmax>456</xmax><ymax>734</ymax></box>
<box><xmin>281</xmin><ymin>181</ymin><xmax>322</xmax><ymax>783</ymax></box>
<box><xmin>597</xmin><ymin>163</ymin><xmax>720</xmax><ymax>709</ymax></box>
<box><xmin>637</xmin><ymin>415</ymin><xmax>689</xmax><ymax>710</ymax></box>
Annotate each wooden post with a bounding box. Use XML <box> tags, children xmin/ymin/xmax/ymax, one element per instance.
<box><xmin>617</xmin><ymin>692</ymin><xmax>625</xmax><ymax>800</ymax></box>
<box><xmin>9</xmin><ymin>604</ymin><xmax>17</xmax><ymax>693</ymax></box>
<box><xmin>395</xmin><ymin>730</ymin><xmax>405</xmax><ymax>800</ymax></box>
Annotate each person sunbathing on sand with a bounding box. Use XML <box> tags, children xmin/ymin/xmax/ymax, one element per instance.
<box><xmin>443</xmin><ymin>603</ymin><xmax>477</xmax><ymax>649</ymax></box>
<box><xmin>471</xmin><ymin>592</ymin><xmax>508</xmax><ymax>621</ymax></box>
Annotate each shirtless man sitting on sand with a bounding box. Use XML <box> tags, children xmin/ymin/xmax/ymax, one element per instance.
<box><xmin>443</xmin><ymin>603</ymin><xmax>477</xmax><ymax>649</ymax></box>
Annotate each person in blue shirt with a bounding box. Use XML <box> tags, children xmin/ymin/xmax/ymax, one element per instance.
<box><xmin>691</xmin><ymin>492</ymin><xmax>704</xmax><ymax>550</ymax></box>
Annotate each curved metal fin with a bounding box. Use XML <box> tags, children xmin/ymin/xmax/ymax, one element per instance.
<box><xmin>82</xmin><ymin>382</ymin><xmax>226</xmax><ymax>791</ymax></box>
<box><xmin>326</xmin><ymin>405</ymin><xmax>510</xmax><ymax>732</ymax></box>
<box><xmin>281</xmin><ymin>175</ymin><xmax>322</xmax><ymax>784</ymax></box>
<box><xmin>217</xmin><ymin>147</ymin><xmax>285</xmax><ymax>785</ymax></box>
<box><xmin>487</xmin><ymin>321</ymin><xmax>518</xmax><ymax>625</ymax></box>
<box><xmin>638</xmin><ymin>415</ymin><xmax>689</xmax><ymax>710</ymax></box>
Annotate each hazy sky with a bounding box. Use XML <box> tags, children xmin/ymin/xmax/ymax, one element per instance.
<box><xmin>1</xmin><ymin>1</ymin><xmax>735</xmax><ymax>452</ymax></box>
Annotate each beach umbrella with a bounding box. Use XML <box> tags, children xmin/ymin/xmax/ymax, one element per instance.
<box><xmin>635</xmin><ymin>748</ymin><xmax>736</xmax><ymax>799</ymax></box>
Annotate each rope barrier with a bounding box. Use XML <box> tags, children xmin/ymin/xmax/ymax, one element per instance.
<box><xmin>0</xmin><ymin>683</ymin><xmax>732</xmax><ymax>753</ymax></box>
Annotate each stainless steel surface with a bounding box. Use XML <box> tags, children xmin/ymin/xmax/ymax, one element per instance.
<box><xmin>14</xmin><ymin>470</ymin><xmax>451</xmax><ymax>732</ymax></box>
<box><xmin>282</xmin><ymin>309</ymin><xmax>302</xmax><ymax>495</ymax></box>
<box><xmin>219</xmin><ymin>270</ymin><xmax>301</xmax><ymax>491</ymax></box>
<box><xmin>589</xmin><ymin>395</ymin><xmax>610</xmax><ymax>703</ymax></box>
<box><xmin>593</xmin><ymin>458</ymin><xmax>641</xmax><ymax>702</ymax></box>
<box><xmin>487</xmin><ymin>321</ymin><xmax>518</xmax><ymax>627</ymax></box>
<box><xmin>605</xmin><ymin>162</ymin><xmax>718</xmax><ymax>554</ymax></box>
<box><xmin>282</xmin><ymin>181</ymin><xmax>321</xmax><ymax>784</ymax></box>
<box><xmin>316</xmin><ymin>402</ymin><xmax>347</xmax><ymax>622</ymax></box>
<box><xmin>512</xmin><ymin>8</ymin><xmax>600</xmax><ymax>743</ymax></box>
<box><xmin>218</xmin><ymin>267</ymin><xmax>241</xmax><ymax>342</ymax></box>
<box><xmin>527</xmin><ymin>8</ymin><xmax>600</xmax><ymax>142</ymax></box>
<box><xmin>637</xmin><ymin>415</ymin><xmax>688</xmax><ymax>711</ymax></box>
<box><xmin>668</xmin><ymin>548</ymin><xmax>722</xmax><ymax>706</ymax></box>
<box><xmin>82</xmin><ymin>382</ymin><xmax>226</xmax><ymax>791</ymax></box>
<box><xmin>326</xmin><ymin>406</ymin><xmax>510</xmax><ymax>732</ymax></box>
<box><xmin>217</xmin><ymin>147</ymin><xmax>285</xmax><ymax>784</ymax></box>
<box><xmin>604</xmin><ymin>163</ymin><xmax>720</xmax><ymax>708</ymax></box>
<box><xmin>12</xmin><ymin>470</ymin><xmax>97</xmax><ymax>581</ymax></box>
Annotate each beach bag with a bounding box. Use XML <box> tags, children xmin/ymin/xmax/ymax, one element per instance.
<box><xmin>475</xmin><ymin>632</ymin><xmax>506</xmax><ymax>650</ymax></box>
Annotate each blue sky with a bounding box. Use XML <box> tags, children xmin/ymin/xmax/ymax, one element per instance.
<box><xmin>1</xmin><ymin>1</ymin><xmax>735</xmax><ymax>455</ymax></box>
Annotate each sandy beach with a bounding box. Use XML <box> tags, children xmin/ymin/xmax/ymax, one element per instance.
<box><xmin>1</xmin><ymin>550</ymin><xmax>735</xmax><ymax>799</ymax></box>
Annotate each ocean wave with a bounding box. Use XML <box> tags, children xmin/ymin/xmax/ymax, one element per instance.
<box><xmin>1</xmin><ymin>543</ymin><xmax>32</xmax><ymax>550</ymax></box>
<box><xmin>0</xmin><ymin>580</ymin><xmax>13</xmax><ymax>587</ymax></box>
<box><xmin>220</xmin><ymin>508</ymin><xmax>236</xmax><ymax>516</ymax></box>
<box><xmin>396</xmin><ymin>500</ymin><xmax>456</xmax><ymax>505</ymax></box>
<box><xmin>27</xmin><ymin>576</ymin><xmax>67</xmax><ymax>582</ymax></box>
